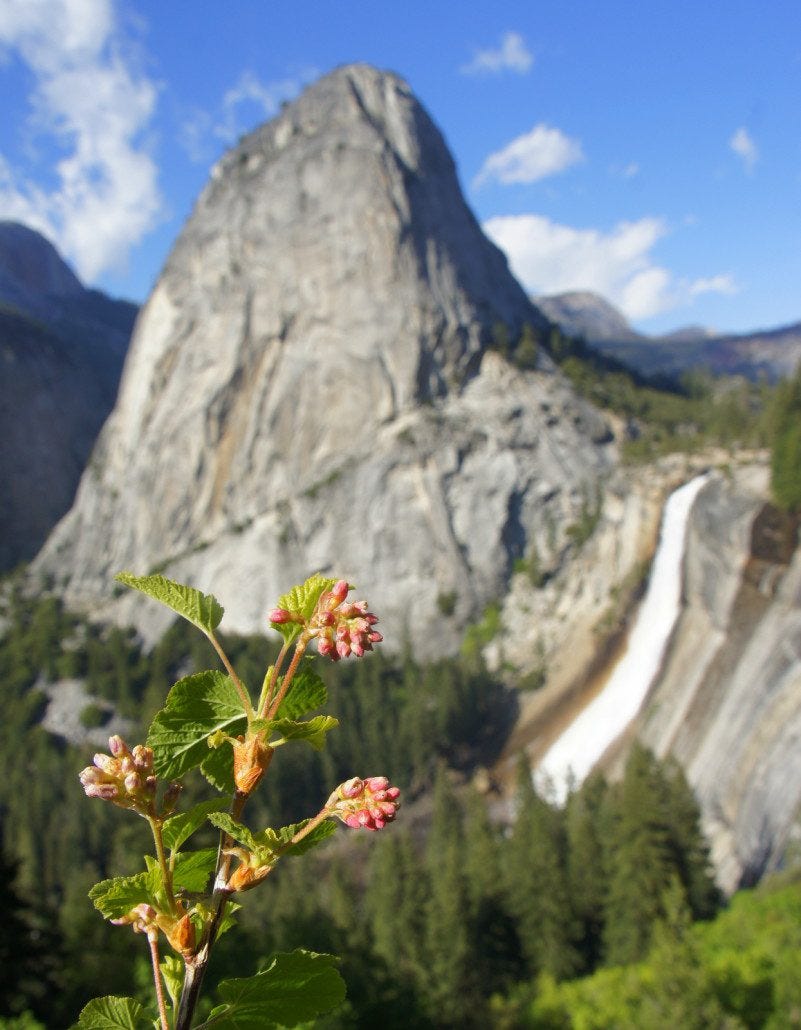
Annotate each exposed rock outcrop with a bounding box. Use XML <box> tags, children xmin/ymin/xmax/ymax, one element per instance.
<box><xmin>33</xmin><ymin>64</ymin><xmax>615</xmax><ymax>653</ymax></box>
<box><xmin>638</xmin><ymin>467</ymin><xmax>801</xmax><ymax>891</ymax></box>
<box><xmin>0</xmin><ymin>222</ymin><xmax>136</xmax><ymax>570</ymax></box>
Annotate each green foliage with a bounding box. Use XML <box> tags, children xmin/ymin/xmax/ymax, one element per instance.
<box><xmin>769</xmin><ymin>363</ymin><xmax>801</xmax><ymax>511</ymax></box>
<box><xmin>269</xmin><ymin>714</ymin><xmax>339</xmax><ymax>750</ymax></box>
<box><xmin>210</xmin><ymin>950</ymin><xmax>346</xmax><ymax>1029</ymax></box>
<box><xmin>272</xmin><ymin>665</ymin><xmax>327</xmax><ymax>720</ymax></box>
<box><xmin>147</xmin><ymin>670</ymin><xmax>248</xmax><ymax>779</ymax></box>
<box><xmin>72</xmin><ymin>995</ymin><xmax>151</xmax><ymax>1029</ymax></box>
<box><xmin>115</xmin><ymin>572</ymin><xmax>224</xmax><ymax>637</ymax></box>
<box><xmin>566</xmin><ymin>485</ymin><xmax>603</xmax><ymax>550</ymax></box>
<box><xmin>270</xmin><ymin>574</ymin><xmax>336</xmax><ymax>645</ymax></box>
<box><xmin>89</xmin><ymin>871</ymin><xmax>159</xmax><ymax>920</ymax></box>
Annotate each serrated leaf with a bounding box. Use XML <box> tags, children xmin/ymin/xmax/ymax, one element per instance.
<box><xmin>201</xmin><ymin>744</ymin><xmax>235</xmax><ymax>793</ymax></box>
<box><xmin>88</xmin><ymin>870</ymin><xmax>159</xmax><ymax>920</ymax></box>
<box><xmin>172</xmin><ymin>848</ymin><xmax>217</xmax><ymax>893</ymax></box>
<box><xmin>270</xmin><ymin>573</ymin><xmax>336</xmax><ymax>644</ymax></box>
<box><xmin>270</xmin><ymin>715</ymin><xmax>338</xmax><ymax>751</ymax></box>
<box><xmin>147</xmin><ymin>671</ymin><xmax>247</xmax><ymax>779</ymax></box>
<box><xmin>116</xmin><ymin>571</ymin><xmax>224</xmax><ymax>636</ymax></box>
<box><xmin>275</xmin><ymin>665</ymin><xmax>328</xmax><ymax>720</ymax></box>
<box><xmin>160</xmin><ymin>955</ymin><xmax>184</xmax><ymax>1009</ymax></box>
<box><xmin>208</xmin><ymin>813</ymin><xmax>258</xmax><ymax>852</ymax></box>
<box><xmin>262</xmin><ymin>819</ymin><xmax>337</xmax><ymax>858</ymax></box>
<box><xmin>210</xmin><ymin>950</ymin><xmax>345</xmax><ymax>1029</ymax></box>
<box><xmin>73</xmin><ymin>995</ymin><xmax>152</xmax><ymax>1030</ymax></box>
<box><xmin>162</xmin><ymin>798</ymin><xmax>229</xmax><ymax>852</ymax></box>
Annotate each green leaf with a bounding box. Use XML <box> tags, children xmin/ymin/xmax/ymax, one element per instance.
<box><xmin>275</xmin><ymin>665</ymin><xmax>328</xmax><ymax>720</ymax></box>
<box><xmin>270</xmin><ymin>715</ymin><xmax>338</xmax><ymax>751</ymax></box>
<box><xmin>88</xmin><ymin>870</ymin><xmax>158</xmax><ymax>920</ymax></box>
<box><xmin>201</xmin><ymin>744</ymin><xmax>235</xmax><ymax>793</ymax></box>
<box><xmin>160</xmin><ymin>955</ymin><xmax>184</xmax><ymax>1009</ymax></box>
<box><xmin>267</xmin><ymin>819</ymin><xmax>337</xmax><ymax>857</ymax></box>
<box><xmin>207</xmin><ymin>813</ymin><xmax>258</xmax><ymax>852</ymax></box>
<box><xmin>162</xmin><ymin>798</ymin><xmax>229</xmax><ymax>852</ymax></box>
<box><xmin>270</xmin><ymin>573</ymin><xmax>336</xmax><ymax>643</ymax></box>
<box><xmin>73</xmin><ymin>996</ymin><xmax>152</xmax><ymax>1030</ymax></box>
<box><xmin>209</xmin><ymin>950</ymin><xmax>345</xmax><ymax>1029</ymax></box>
<box><xmin>172</xmin><ymin>848</ymin><xmax>217</xmax><ymax>893</ymax></box>
<box><xmin>116</xmin><ymin>571</ymin><xmax>224</xmax><ymax>636</ymax></box>
<box><xmin>147</xmin><ymin>671</ymin><xmax>247</xmax><ymax>779</ymax></box>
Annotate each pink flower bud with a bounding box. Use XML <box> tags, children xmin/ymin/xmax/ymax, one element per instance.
<box><xmin>108</xmin><ymin>735</ymin><xmax>127</xmax><ymax>757</ymax></box>
<box><xmin>328</xmin><ymin>775</ymin><xmax>400</xmax><ymax>831</ymax></box>
<box><xmin>124</xmin><ymin>772</ymin><xmax>142</xmax><ymax>793</ymax></box>
<box><xmin>340</xmin><ymin>777</ymin><xmax>364</xmax><ymax>799</ymax></box>
<box><xmin>268</xmin><ymin>607</ymin><xmax>293</xmax><ymax>624</ymax></box>
<box><xmin>131</xmin><ymin>745</ymin><xmax>154</xmax><ymax>771</ymax></box>
<box><xmin>84</xmin><ymin>783</ymin><xmax>118</xmax><ymax>800</ymax></box>
<box><xmin>93</xmin><ymin>754</ymin><xmax>116</xmax><ymax>774</ymax></box>
<box><xmin>336</xmin><ymin>640</ymin><xmax>351</xmax><ymax>659</ymax></box>
<box><xmin>332</xmin><ymin>580</ymin><xmax>349</xmax><ymax>603</ymax></box>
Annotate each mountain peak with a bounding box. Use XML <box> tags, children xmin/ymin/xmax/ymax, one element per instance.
<box><xmin>0</xmin><ymin>221</ymin><xmax>83</xmax><ymax>310</ymax></box>
<box><xmin>34</xmin><ymin>64</ymin><xmax>611</xmax><ymax>651</ymax></box>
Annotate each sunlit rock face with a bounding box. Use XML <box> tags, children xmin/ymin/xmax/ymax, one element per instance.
<box><xmin>33</xmin><ymin>64</ymin><xmax>615</xmax><ymax>652</ymax></box>
<box><xmin>638</xmin><ymin>467</ymin><xmax>801</xmax><ymax>892</ymax></box>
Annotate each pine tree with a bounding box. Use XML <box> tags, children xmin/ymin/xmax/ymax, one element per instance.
<box><xmin>603</xmin><ymin>745</ymin><xmax>679</xmax><ymax>965</ymax></box>
<box><xmin>566</xmin><ymin>771</ymin><xmax>611</xmax><ymax>972</ymax></box>
<box><xmin>505</xmin><ymin>758</ymin><xmax>579</xmax><ymax>980</ymax></box>
<box><xmin>420</xmin><ymin>767</ymin><xmax>473</xmax><ymax>1025</ymax></box>
<box><xmin>770</xmin><ymin>363</ymin><xmax>801</xmax><ymax>511</ymax></box>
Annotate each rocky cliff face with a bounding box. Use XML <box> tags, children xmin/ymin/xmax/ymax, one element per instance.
<box><xmin>638</xmin><ymin>468</ymin><xmax>801</xmax><ymax>891</ymax></box>
<box><xmin>491</xmin><ymin>454</ymin><xmax>801</xmax><ymax>892</ymax></box>
<box><xmin>34</xmin><ymin>64</ymin><xmax>615</xmax><ymax>652</ymax></box>
<box><xmin>0</xmin><ymin>222</ymin><xmax>136</xmax><ymax>570</ymax></box>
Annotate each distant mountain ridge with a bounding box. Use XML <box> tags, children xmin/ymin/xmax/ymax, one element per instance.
<box><xmin>0</xmin><ymin>221</ymin><xmax>137</xmax><ymax>570</ymax></box>
<box><xmin>537</xmin><ymin>289</ymin><xmax>801</xmax><ymax>382</ymax></box>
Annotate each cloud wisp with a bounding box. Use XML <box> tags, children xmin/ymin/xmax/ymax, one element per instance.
<box><xmin>180</xmin><ymin>68</ymin><xmax>316</xmax><ymax>164</ymax></box>
<box><xmin>0</xmin><ymin>0</ymin><xmax>163</xmax><ymax>283</ymax></box>
<box><xmin>474</xmin><ymin>123</ymin><xmax>583</xmax><ymax>189</ymax></box>
<box><xmin>461</xmin><ymin>31</ymin><xmax>533</xmax><ymax>76</ymax></box>
<box><xmin>483</xmin><ymin>212</ymin><xmax>736</xmax><ymax>321</ymax></box>
<box><xmin>729</xmin><ymin>126</ymin><xmax>758</xmax><ymax>173</ymax></box>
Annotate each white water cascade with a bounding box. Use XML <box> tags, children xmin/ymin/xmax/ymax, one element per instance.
<box><xmin>536</xmin><ymin>473</ymin><xmax>710</xmax><ymax>800</ymax></box>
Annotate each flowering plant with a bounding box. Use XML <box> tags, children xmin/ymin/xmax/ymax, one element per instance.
<box><xmin>74</xmin><ymin>572</ymin><xmax>399</xmax><ymax>1030</ymax></box>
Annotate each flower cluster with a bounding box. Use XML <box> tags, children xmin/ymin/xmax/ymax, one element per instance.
<box><xmin>269</xmin><ymin>579</ymin><xmax>382</xmax><ymax>661</ymax></box>
<box><xmin>79</xmin><ymin>736</ymin><xmax>156</xmax><ymax>813</ymax></box>
<box><xmin>326</xmin><ymin>775</ymin><xmax>401</xmax><ymax>830</ymax></box>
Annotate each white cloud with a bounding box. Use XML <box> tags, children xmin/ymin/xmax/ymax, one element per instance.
<box><xmin>474</xmin><ymin>124</ymin><xmax>583</xmax><ymax>189</ymax></box>
<box><xmin>180</xmin><ymin>69</ymin><xmax>315</xmax><ymax>164</ymax></box>
<box><xmin>0</xmin><ymin>0</ymin><xmax>163</xmax><ymax>283</ymax></box>
<box><xmin>461</xmin><ymin>31</ymin><xmax>533</xmax><ymax>75</ymax></box>
<box><xmin>689</xmin><ymin>274</ymin><xmax>737</xmax><ymax>297</ymax></box>
<box><xmin>729</xmin><ymin>126</ymin><xmax>758</xmax><ymax>172</ymax></box>
<box><xmin>483</xmin><ymin>213</ymin><xmax>737</xmax><ymax>321</ymax></box>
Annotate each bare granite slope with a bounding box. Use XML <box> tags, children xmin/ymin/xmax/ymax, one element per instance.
<box><xmin>33</xmin><ymin>64</ymin><xmax>614</xmax><ymax>652</ymax></box>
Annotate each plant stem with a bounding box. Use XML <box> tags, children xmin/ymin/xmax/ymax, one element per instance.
<box><xmin>148</xmin><ymin>931</ymin><xmax>170</xmax><ymax>1030</ymax></box>
<box><xmin>174</xmin><ymin>777</ymin><xmax>260</xmax><ymax>1029</ymax></box>
<box><xmin>148</xmin><ymin>816</ymin><xmax>177</xmax><ymax>914</ymax></box>
<box><xmin>207</xmin><ymin>631</ymin><xmax>255</xmax><ymax>719</ymax></box>
<box><xmin>259</xmin><ymin>639</ymin><xmax>291</xmax><ymax>715</ymax></box>
<box><xmin>264</xmin><ymin>638</ymin><xmax>308</xmax><ymax>720</ymax></box>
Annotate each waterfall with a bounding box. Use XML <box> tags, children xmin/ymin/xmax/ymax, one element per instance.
<box><xmin>536</xmin><ymin>473</ymin><xmax>710</xmax><ymax>800</ymax></box>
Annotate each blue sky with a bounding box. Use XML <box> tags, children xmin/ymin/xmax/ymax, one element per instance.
<box><xmin>1</xmin><ymin>1</ymin><xmax>799</xmax><ymax>336</ymax></box>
